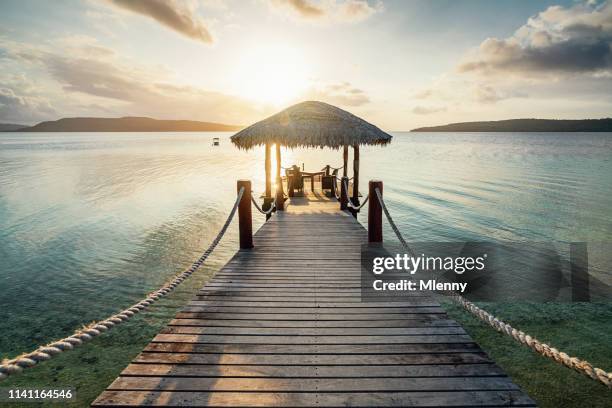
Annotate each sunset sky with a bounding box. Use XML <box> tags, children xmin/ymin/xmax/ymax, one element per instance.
<box><xmin>1</xmin><ymin>0</ymin><xmax>611</xmax><ymax>130</ymax></box>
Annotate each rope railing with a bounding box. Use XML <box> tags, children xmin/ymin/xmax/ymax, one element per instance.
<box><xmin>374</xmin><ymin>188</ymin><xmax>415</xmax><ymax>257</ymax></box>
<box><xmin>0</xmin><ymin>187</ymin><xmax>245</xmax><ymax>382</ymax></box>
<box><xmin>251</xmin><ymin>193</ymin><xmax>276</xmax><ymax>215</ymax></box>
<box><xmin>343</xmin><ymin>178</ymin><xmax>369</xmax><ymax>211</ymax></box>
<box><xmin>372</xmin><ymin>187</ymin><xmax>612</xmax><ymax>388</ymax></box>
<box><xmin>333</xmin><ymin>177</ymin><xmax>341</xmax><ymax>200</ymax></box>
<box><xmin>349</xmin><ymin>195</ymin><xmax>369</xmax><ymax>210</ymax></box>
<box><xmin>322</xmin><ymin>165</ymin><xmax>344</xmax><ymax>171</ymax></box>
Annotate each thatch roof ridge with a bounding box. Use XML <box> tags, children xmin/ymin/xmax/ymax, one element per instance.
<box><xmin>231</xmin><ymin>101</ymin><xmax>392</xmax><ymax>149</ymax></box>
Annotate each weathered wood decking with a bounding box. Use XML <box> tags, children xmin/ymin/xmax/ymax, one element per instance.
<box><xmin>93</xmin><ymin>191</ymin><xmax>535</xmax><ymax>407</ymax></box>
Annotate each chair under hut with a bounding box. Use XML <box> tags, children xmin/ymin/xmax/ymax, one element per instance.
<box><xmin>231</xmin><ymin>100</ymin><xmax>392</xmax><ymax>209</ymax></box>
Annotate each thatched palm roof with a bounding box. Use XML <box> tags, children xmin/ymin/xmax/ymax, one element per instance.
<box><xmin>231</xmin><ymin>101</ymin><xmax>392</xmax><ymax>149</ymax></box>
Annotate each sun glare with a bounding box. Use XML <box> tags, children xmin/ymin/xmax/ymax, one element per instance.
<box><xmin>232</xmin><ymin>45</ymin><xmax>310</xmax><ymax>106</ymax></box>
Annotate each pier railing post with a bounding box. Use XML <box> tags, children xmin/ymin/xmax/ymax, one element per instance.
<box><xmin>340</xmin><ymin>176</ymin><xmax>349</xmax><ymax>210</ymax></box>
<box><xmin>237</xmin><ymin>180</ymin><xmax>253</xmax><ymax>249</ymax></box>
<box><xmin>275</xmin><ymin>178</ymin><xmax>284</xmax><ymax>211</ymax></box>
<box><xmin>368</xmin><ymin>180</ymin><xmax>383</xmax><ymax>243</ymax></box>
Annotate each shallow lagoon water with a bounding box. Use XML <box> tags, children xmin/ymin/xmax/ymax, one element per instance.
<box><xmin>1</xmin><ymin>131</ymin><xmax>611</xmax><ymax>357</ymax></box>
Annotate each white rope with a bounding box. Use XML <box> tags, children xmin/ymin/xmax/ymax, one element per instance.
<box><xmin>333</xmin><ymin>177</ymin><xmax>341</xmax><ymax>200</ymax></box>
<box><xmin>349</xmin><ymin>195</ymin><xmax>369</xmax><ymax>210</ymax></box>
<box><xmin>342</xmin><ymin>179</ymin><xmax>369</xmax><ymax>211</ymax></box>
<box><xmin>373</xmin><ymin>187</ymin><xmax>612</xmax><ymax>388</ymax></box>
<box><xmin>251</xmin><ymin>194</ymin><xmax>276</xmax><ymax>215</ymax></box>
<box><xmin>0</xmin><ymin>187</ymin><xmax>245</xmax><ymax>382</ymax></box>
<box><xmin>374</xmin><ymin>188</ymin><xmax>415</xmax><ymax>257</ymax></box>
<box><xmin>448</xmin><ymin>293</ymin><xmax>611</xmax><ymax>388</ymax></box>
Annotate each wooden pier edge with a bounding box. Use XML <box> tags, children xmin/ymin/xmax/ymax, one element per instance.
<box><xmin>92</xmin><ymin>182</ymin><xmax>536</xmax><ymax>407</ymax></box>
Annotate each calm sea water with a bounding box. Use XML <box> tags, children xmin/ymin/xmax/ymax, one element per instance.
<box><xmin>1</xmin><ymin>132</ymin><xmax>611</xmax><ymax>355</ymax></box>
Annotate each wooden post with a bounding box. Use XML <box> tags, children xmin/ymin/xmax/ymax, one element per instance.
<box><xmin>340</xmin><ymin>176</ymin><xmax>349</xmax><ymax>210</ymax></box>
<box><xmin>276</xmin><ymin>181</ymin><xmax>284</xmax><ymax>211</ymax></box>
<box><xmin>324</xmin><ymin>165</ymin><xmax>330</xmax><ymax>176</ymax></box>
<box><xmin>276</xmin><ymin>144</ymin><xmax>283</xmax><ymax>195</ymax></box>
<box><xmin>352</xmin><ymin>144</ymin><xmax>360</xmax><ymax>206</ymax></box>
<box><xmin>342</xmin><ymin>145</ymin><xmax>348</xmax><ymax>178</ymax></box>
<box><xmin>237</xmin><ymin>180</ymin><xmax>253</xmax><ymax>249</ymax></box>
<box><xmin>331</xmin><ymin>173</ymin><xmax>336</xmax><ymax>198</ymax></box>
<box><xmin>264</xmin><ymin>143</ymin><xmax>271</xmax><ymax>199</ymax></box>
<box><xmin>368</xmin><ymin>180</ymin><xmax>383</xmax><ymax>243</ymax></box>
<box><xmin>275</xmin><ymin>143</ymin><xmax>284</xmax><ymax>210</ymax></box>
<box><xmin>263</xmin><ymin>144</ymin><xmax>273</xmax><ymax>220</ymax></box>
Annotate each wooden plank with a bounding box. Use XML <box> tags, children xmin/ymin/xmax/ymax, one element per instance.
<box><xmin>167</xmin><ymin>318</ymin><xmax>459</xmax><ymax>327</ymax></box>
<box><xmin>93</xmin><ymin>390</ymin><xmax>536</xmax><ymax>407</ymax></box>
<box><xmin>174</xmin><ymin>312</ymin><xmax>448</xmax><ymax>320</ymax></box>
<box><xmin>108</xmin><ymin>376</ymin><xmax>518</xmax><ymax>391</ymax></box>
<box><xmin>159</xmin><ymin>326</ymin><xmax>467</xmax><ymax>336</ymax></box>
<box><xmin>151</xmin><ymin>334</ymin><xmax>474</xmax><ymax>344</ymax></box>
<box><xmin>133</xmin><ymin>352</ymin><xmax>493</xmax><ymax>365</ymax></box>
<box><xmin>185</xmin><ymin>301</ymin><xmax>440</xmax><ymax>308</ymax></box>
<box><xmin>143</xmin><ymin>343</ymin><xmax>483</xmax><ymax>354</ymax></box>
<box><xmin>180</xmin><ymin>307</ymin><xmax>447</xmax><ymax>314</ymax></box>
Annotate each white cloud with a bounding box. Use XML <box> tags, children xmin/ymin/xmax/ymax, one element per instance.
<box><xmin>0</xmin><ymin>87</ymin><xmax>56</xmax><ymax>124</ymax></box>
<box><xmin>0</xmin><ymin>37</ymin><xmax>269</xmax><ymax>124</ymax></box>
<box><xmin>268</xmin><ymin>0</ymin><xmax>382</xmax><ymax>24</ymax></box>
<box><xmin>104</xmin><ymin>0</ymin><xmax>214</xmax><ymax>43</ymax></box>
<box><xmin>411</xmin><ymin>105</ymin><xmax>447</xmax><ymax>115</ymax></box>
<box><xmin>459</xmin><ymin>1</ymin><xmax>612</xmax><ymax>76</ymax></box>
<box><xmin>304</xmin><ymin>81</ymin><xmax>370</xmax><ymax>106</ymax></box>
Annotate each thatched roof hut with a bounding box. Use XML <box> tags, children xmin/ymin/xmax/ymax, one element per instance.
<box><xmin>231</xmin><ymin>101</ymin><xmax>392</xmax><ymax>207</ymax></box>
<box><xmin>231</xmin><ymin>101</ymin><xmax>392</xmax><ymax>149</ymax></box>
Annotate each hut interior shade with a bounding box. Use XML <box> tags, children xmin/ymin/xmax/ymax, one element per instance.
<box><xmin>231</xmin><ymin>101</ymin><xmax>393</xmax><ymax>149</ymax></box>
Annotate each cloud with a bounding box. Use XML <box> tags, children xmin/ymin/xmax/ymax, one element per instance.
<box><xmin>105</xmin><ymin>0</ymin><xmax>213</xmax><ymax>43</ymax></box>
<box><xmin>0</xmin><ymin>87</ymin><xmax>56</xmax><ymax>124</ymax></box>
<box><xmin>272</xmin><ymin>0</ymin><xmax>325</xmax><ymax>18</ymax></box>
<box><xmin>269</xmin><ymin>0</ymin><xmax>382</xmax><ymax>23</ymax></box>
<box><xmin>458</xmin><ymin>1</ymin><xmax>612</xmax><ymax>76</ymax></box>
<box><xmin>473</xmin><ymin>85</ymin><xmax>527</xmax><ymax>104</ymax></box>
<box><xmin>411</xmin><ymin>105</ymin><xmax>447</xmax><ymax>115</ymax></box>
<box><xmin>304</xmin><ymin>81</ymin><xmax>370</xmax><ymax>106</ymax></box>
<box><xmin>0</xmin><ymin>37</ymin><xmax>270</xmax><ymax>124</ymax></box>
<box><xmin>413</xmin><ymin>89</ymin><xmax>433</xmax><ymax>99</ymax></box>
<box><xmin>0</xmin><ymin>35</ymin><xmax>373</xmax><ymax>124</ymax></box>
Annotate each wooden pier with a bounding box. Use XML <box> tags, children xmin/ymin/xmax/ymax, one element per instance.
<box><xmin>93</xmin><ymin>188</ymin><xmax>535</xmax><ymax>407</ymax></box>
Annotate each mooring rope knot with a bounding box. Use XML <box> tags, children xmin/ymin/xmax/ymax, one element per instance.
<box><xmin>374</xmin><ymin>187</ymin><xmax>612</xmax><ymax>388</ymax></box>
<box><xmin>0</xmin><ymin>187</ymin><xmax>245</xmax><ymax>382</ymax></box>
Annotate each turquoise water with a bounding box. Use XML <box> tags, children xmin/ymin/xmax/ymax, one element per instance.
<box><xmin>1</xmin><ymin>132</ymin><xmax>611</xmax><ymax>356</ymax></box>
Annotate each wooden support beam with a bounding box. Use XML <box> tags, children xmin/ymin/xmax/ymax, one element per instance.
<box><xmin>343</xmin><ymin>145</ymin><xmax>348</xmax><ymax>178</ymax></box>
<box><xmin>265</xmin><ymin>143</ymin><xmax>271</xmax><ymax>198</ymax></box>
<box><xmin>237</xmin><ymin>180</ymin><xmax>253</xmax><ymax>249</ymax></box>
<box><xmin>340</xmin><ymin>176</ymin><xmax>349</xmax><ymax>211</ymax></box>
<box><xmin>368</xmin><ymin>180</ymin><xmax>383</xmax><ymax>243</ymax></box>
<box><xmin>276</xmin><ymin>144</ymin><xmax>283</xmax><ymax>195</ymax></box>
<box><xmin>352</xmin><ymin>144</ymin><xmax>360</xmax><ymax>206</ymax></box>
<box><xmin>275</xmin><ymin>145</ymin><xmax>284</xmax><ymax>211</ymax></box>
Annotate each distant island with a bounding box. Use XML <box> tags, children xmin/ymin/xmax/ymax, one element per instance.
<box><xmin>0</xmin><ymin>117</ymin><xmax>242</xmax><ymax>132</ymax></box>
<box><xmin>0</xmin><ymin>123</ymin><xmax>28</xmax><ymax>131</ymax></box>
<box><xmin>412</xmin><ymin>118</ymin><xmax>612</xmax><ymax>132</ymax></box>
